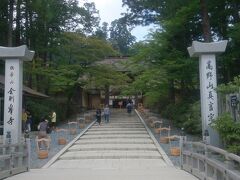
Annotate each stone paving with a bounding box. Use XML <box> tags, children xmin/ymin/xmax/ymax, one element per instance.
<box><xmin>29</xmin><ymin>116</ymin><xmax>94</xmax><ymax>168</ymax></box>
<box><xmin>7</xmin><ymin>109</ymin><xmax>198</xmax><ymax>180</ymax></box>
<box><xmin>139</xmin><ymin>111</ymin><xmax>201</xmax><ymax>167</ymax></box>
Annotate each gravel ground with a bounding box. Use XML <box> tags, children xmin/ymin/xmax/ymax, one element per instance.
<box><xmin>141</xmin><ymin>112</ymin><xmax>201</xmax><ymax>167</ymax></box>
<box><xmin>29</xmin><ymin>115</ymin><xmax>94</xmax><ymax>169</ymax></box>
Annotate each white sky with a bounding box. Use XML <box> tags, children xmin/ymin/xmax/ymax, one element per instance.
<box><xmin>87</xmin><ymin>0</ymin><xmax>154</xmax><ymax>41</ymax></box>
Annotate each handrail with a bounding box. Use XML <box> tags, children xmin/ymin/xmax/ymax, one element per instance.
<box><xmin>181</xmin><ymin>140</ymin><xmax>240</xmax><ymax>180</ymax></box>
<box><xmin>153</xmin><ymin>120</ymin><xmax>162</xmax><ymax>125</ymax></box>
<box><xmin>184</xmin><ymin>141</ymin><xmax>204</xmax><ymax>147</ymax></box>
<box><xmin>0</xmin><ymin>142</ymin><xmax>29</xmax><ymax>179</ymax></box>
<box><xmin>67</xmin><ymin>121</ymin><xmax>78</xmax><ymax>125</ymax></box>
<box><xmin>0</xmin><ymin>143</ymin><xmax>26</xmax><ymax>149</ymax></box>
<box><xmin>228</xmin><ymin>153</ymin><xmax>240</xmax><ymax>163</ymax></box>
<box><xmin>206</xmin><ymin>144</ymin><xmax>226</xmax><ymax>153</ymax></box>
<box><xmin>55</xmin><ymin>128</ymin><xmax>68</xmax><ymax>132</ymax></box>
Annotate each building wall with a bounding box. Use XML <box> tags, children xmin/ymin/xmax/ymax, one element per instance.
<box><xmin>82</xmin><ymin>91</ymin><xmax>88</xmax><ymax>109</ymax></box>
<box><xmin>90</xmin><ymin>95</ymin><xmax>101</xmax><ymax>109</ymax></box>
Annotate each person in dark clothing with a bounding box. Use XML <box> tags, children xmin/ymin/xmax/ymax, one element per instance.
<box><xmin>26</xmin><ymin>114</ymin><xmax>32</xmax><ymax>132</ymax></box>
<box><xmin>38</xmin><ymin>118</ymin><xmax>48</xmax><ymax>138</ymax></box>
<box><xmin>127</xmin><ymin>98</ymin><xmax>133</xmax><ymax>104</ymax></box>
<box><xmin>37</xmin><ymin>118</ymin><xmax>50</xmax><ymax>149</ymax></box>
<box><xmin>126</xmin><ymin>102</ymin><xmax>132</xmax><ymax>114</ymax></box>
<box><xmin>96</xmin><ymin>108</ymin><xmax>102</xmax><ymax>126</ymax></box>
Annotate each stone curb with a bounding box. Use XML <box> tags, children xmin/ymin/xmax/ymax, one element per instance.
<box><xmin>135</xmin><ymin>109</ymin><xmax>174</xmax><ymax>167</ymax></box>
<box><xmin>42</xmin><ymin>120</ymin><xmax>96</xmax><ymax>168</ymax></box>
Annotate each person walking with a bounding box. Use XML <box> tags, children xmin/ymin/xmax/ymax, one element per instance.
<box><xmin>37</xmin><ymin>118</ymin><xmax>49</xmax><ymax>149</ymax></box>
<box><xmin>96</xmin><ymin>108</ymin><xmax>102</xmax><ymax>126</ymax></box>
<box><xmin>118</xmin><ymin>101</ymin><xmax>123</xmax><ymax>109</ymax></box>
<box><xmin>127</xmin><ymin>98</ymin><xmax>133</xmax><ymax>104</ymax></box>
<box><xmin>126</xmin><ymin>102</ymin><xmax>132</xmax><ymax>114</ymax></box>
<box><xmin>22</xmin><ymin>109</ymin><xmax>28</xmax><ymax>132</ymax></box>
<box><xmin>26</xmin><ymin>113</ymin><xmax>32</xmax><ymax>132</ymax></box>
<box><xmin>50</xmin><ymin>111</ymin><xmax>56</xmax><ymax>130</ymax></box>
<box><xmin>103</xmin><ymin>105</ymin><xmax>110</xmax><ymax>123</ymax></box>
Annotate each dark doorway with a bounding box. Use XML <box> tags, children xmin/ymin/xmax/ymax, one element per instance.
<box><xmin>112</xmin><ymin>99</ymin><xmax>127</xmax><ymax>108</ymax></box>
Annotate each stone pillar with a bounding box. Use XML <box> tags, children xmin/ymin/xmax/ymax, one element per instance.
<box><xmin>188</xmin><ymin>41</ymin><xmax>227</xmax><ymax>146</ymax></box>
<box><xmin>0</xmin><ymin>45</ymin><xmax>34</xmax><ymax>144</ymax></box>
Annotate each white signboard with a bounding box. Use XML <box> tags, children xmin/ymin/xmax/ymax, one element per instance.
<box><xmin>4</xmin><ymin>60</ymin><xmax>23</xmax><ymax>144</ymax></box>
<box><xmin>188</xmin><ymin>41</ymin><xmax>227</xmax><ymax>146</ymax></box>
<box><xmin>0</xmin><ymin>45</ymin><xmax>34</xmax><ymax>145</ymax></box>
<box><xmin>199</xmin><ymin>54</ymin><xmax>218</xmax><ymax>129</ymax></box>
<box><xmin>109</xmin><ymin>99</ymin><xmax>113</xmax><ymax>105</ymax></box>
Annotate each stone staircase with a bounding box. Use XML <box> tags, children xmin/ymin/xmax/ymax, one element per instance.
<box><xmin>6</xmin><ymin>110</ymin><xmax>198</xmax><ymax>180</ymax></box>
<box><xmin>56</xmin><ymin>113</ymin><xmax>162</xmax><ymax>161</ymax></box>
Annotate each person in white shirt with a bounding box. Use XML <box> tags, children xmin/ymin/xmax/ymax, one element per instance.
<box><xmin>103</xmin><ymin>105</ymin><xmax>110</xmax><ymax>123</ymax></box>
<box><xmin>50</xmin><ymin>111</ymin><xmax>56</xmax><ymax>130</ymax></box>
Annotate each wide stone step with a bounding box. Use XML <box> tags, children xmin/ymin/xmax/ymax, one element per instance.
<box><xmin>75</xmin><ymin>138</ymin><xmax>153</xmax><ymax>144</ymax></box>
<box><xmin>60</xmin><ymin>150</ymin><xmax>162</xmax><ymax>160</ymax></box>
<box><xmin>15</xmin><ymin>166</ymin><xmax>198</xmax><ymax>180</ymax></box>
<box><xmin>104</xmin><ymin>121</ymin><xmax>141</xmax><ymax>124</ymax></box>
<box><xmin>85</xmin><ymin>131</ymin><xmax>148</xmax><ymax>135</ymax></box>
<box><xmin>69</xmin><ymin>144</ymin><xmax>157</xmax><ymax>151</ymax></box>
<box><xmin>88</xmin><ymin>128</ymin><xmax>146</xmax><ymax>131</ymax></box>
<box><xmin>95</xmin><ymin>123</ymin><xmax>142</xmax><ymax>125</ymax></box>
<box><xmin>107</xmin><ymin>119</ymin><xmax>140</xmax><ymax>122</ymax></box>
<box><xmin>50</xmin><ymin>159</ymin><xmax>167</xmax><ymax>169</ymax></box>
<box><xmin>80</xmin><ymin>134</ymin><xmax>150</xmax><ymax>139</ymax></box>
<box><xmin>103</xmin><ymin>123</ymin><xmax>142</xmax><ymax>126</ymax></box>
<box><xmin>92</xmin><ymin>125</ymin><xmax>144</xmax><ymax>127</ymax></box>
<box><xmin>91</xmin><ymin>124</ymin><xmax>145</xmax><ymax>129</ymax></box>
<box><xmin>92</xmin><ymin>125</ymin><xmax>144</xmax><ymax>128</ymax></box>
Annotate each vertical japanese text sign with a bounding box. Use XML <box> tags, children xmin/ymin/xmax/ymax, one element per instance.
<box><xmin>0</xmin><ymin>45</ymin><xmax>34</xmax><ymax>144</ymax></box>
<box><xmin>200</xmin><ymin>55</ymin><xmax>218</xmax><ymax>129</ymax></box>
<box><xmin>188</xmin><ymin>41</ymin><xmax>227</xmax><ymax>146</ymax></box>
<box><xmin>4</xmin><ymin>60</ymin><xmax>22</xmax><ymax>144</ymax></box>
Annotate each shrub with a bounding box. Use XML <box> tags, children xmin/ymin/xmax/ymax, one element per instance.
<box><xmin>25</xmin><ymin>97</ymin><xmax>68</xmax><ymax>130</ymax></box>
<box><xmin>211</xmin><ymin>113</ymin><xmax>240</xmax><ymax>155</ymax></box>
<box><xmin>183</xmin><ymin>101</ymin><xmax>201</xmax><ymax>135</ymax></box>
<box><xmin>161</xmin><ymin>101</ymin><xmax>201</xmax><ymax>135</ymax></box>
<box><xmin>161</xmin><ymin>102</ymin><xmax>185</xmax><ymax>125</ymax></box>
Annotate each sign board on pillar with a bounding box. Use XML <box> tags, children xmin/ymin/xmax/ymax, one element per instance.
<box><xmin>188</xmin><ymin>41</ymin><xmax>227</xmax><ymax>147</ymax></box>
<box><xmin>0</xmin><ymin>45</ymin><xmax>34</xmax><ymax>144</ymax></box>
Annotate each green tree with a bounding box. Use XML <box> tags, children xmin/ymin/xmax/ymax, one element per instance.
<box><xmin>123</xmin><ymin>0</ymin><xmax>240</xmax><ymax>83</ymax></box>
<box><xmin>93</xmin><ymin>22</ymin><xmax>109</xmax><ymax>40</ymax></box>
<box><xmin>109</xmin><ymin>17</ymin><xmax>136</xmax><ymax>55</ymax></box>
<box><xmin>84</xmin><ymin>65</ymin><xmax>130</xmax><ymax>105</ymax></box>
<box><xmin>0</xmin><ymin>0</ymin><xmax>8</xmax><ymax>46</ymax></box>
<box><xmin>26</xmin><ymin>32</ymin><xmax>117</xmax><ymax>94</ymax></box>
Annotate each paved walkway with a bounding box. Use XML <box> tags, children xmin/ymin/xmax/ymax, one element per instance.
<box><xmin>28</xmin><ymin>113</ymin><xmax>97</xmax><ymax>169</ymax></box>
<box><xmin>7</xmin><ymin>110</ymin><xmax>197</xmax><ymax>180</ymax></box>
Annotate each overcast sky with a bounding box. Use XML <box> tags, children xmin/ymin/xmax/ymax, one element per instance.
<box><xmin>88</xmin><ymin>0</ymin><xmax>154</xmax><ymax>41</ymax></box>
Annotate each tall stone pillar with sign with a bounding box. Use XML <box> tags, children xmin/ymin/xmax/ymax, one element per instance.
<box><xmin>188</xmin><ymin>41</ymin><xmax>227</xmax><ymax>146</ymax></box>
<box><xmin>0</xmin><ymin>45</ymin><xmax>34</xmax><ymax>144</ymax></box>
